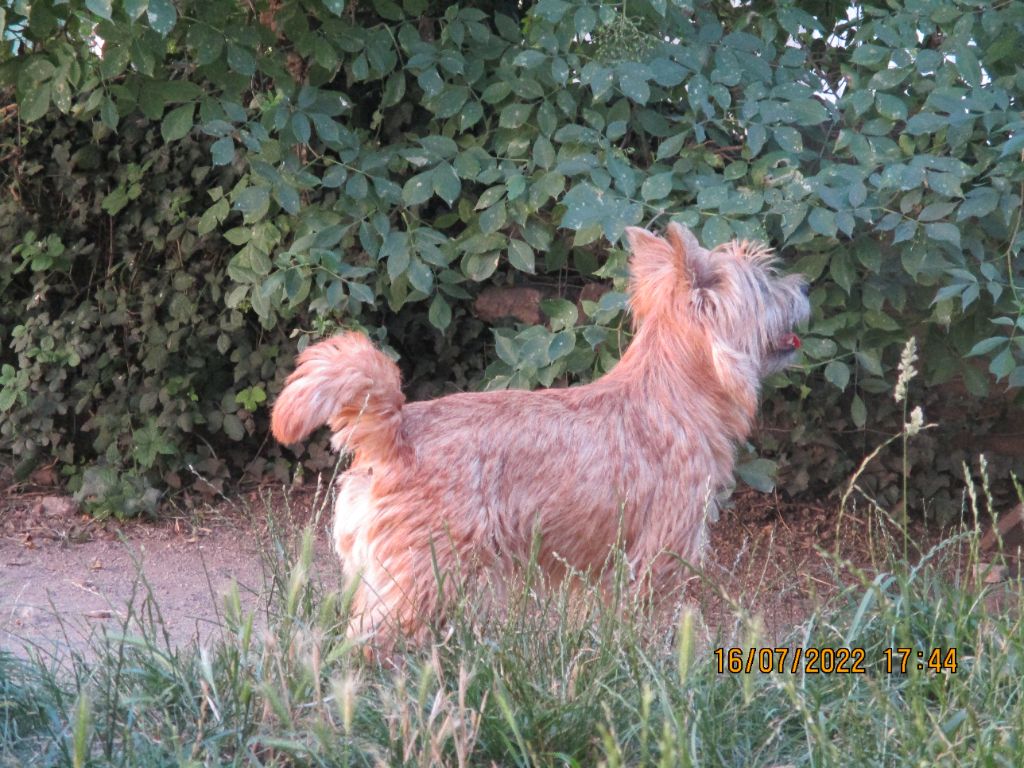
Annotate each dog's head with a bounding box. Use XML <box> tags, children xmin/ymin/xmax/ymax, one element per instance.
<box><xmin>625</xmin><ymin>223</ymin><xmax>811</xmax><ymax>377</ymax></box>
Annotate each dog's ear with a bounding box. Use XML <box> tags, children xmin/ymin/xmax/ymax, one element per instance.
<box><xmin>625</xmin><ymin>224</ymin><xmax>714</xmax><ymax>320</ymax></box>
<box><xmin>665</xmin><ymin>223</ymin><xmax>715</xmax><ymax>291</ymax></box>
<box><xmin>666</xmin><ymin>223</ymin><xmax>719</xmax><ymax>321</ymax></box>
<box><xmin>625</xmin><ymin>226</ymin><xmax>680</xmax><ymax>320</ymax></box>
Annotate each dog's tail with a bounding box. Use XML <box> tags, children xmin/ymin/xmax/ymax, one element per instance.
<box><xmin>271</xmin><ymin>332</ymin><xmax>405</xmax><ymax>462</ymax></box>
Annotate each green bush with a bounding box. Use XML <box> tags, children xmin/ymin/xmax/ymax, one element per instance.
<box><xmin>2</xmin><ymin>0</ymin><xmax>1023</xmax><ymax>517</ymax></box>
<box><xmin>0</xmin><ymin>113</ymin><xmax>300</xmax><ymax>514</ymax></box>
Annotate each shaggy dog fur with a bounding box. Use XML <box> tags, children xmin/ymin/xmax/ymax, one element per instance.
<box><xmin>271</xmin><ymin>224</ymin><xmax>810</xmax><ymax>642</ymax></box>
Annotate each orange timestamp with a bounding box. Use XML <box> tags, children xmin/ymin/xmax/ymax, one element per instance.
<box><xmin>881</xmin><ymin>647</ymin><xmax>958</xmax><ymax>674</ymax></box>
<box><xmin>713</xmin><ymin>647</ymin><xmax>958</xmax><ymax>674</ymax></box>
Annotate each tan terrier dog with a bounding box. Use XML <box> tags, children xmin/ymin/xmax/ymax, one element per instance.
<box><xmin>272</xmin><ymin>224</ymin><xmax>810</xmax><ymax>641</ymax></box>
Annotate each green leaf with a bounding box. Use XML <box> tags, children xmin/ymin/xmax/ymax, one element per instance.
<box><xmin>548</xmin><ymin>329</ymin><xmax>575</xmax><ymax>360</ymax></box>
<box><xmin>850</xmin><ymin>394</ymin><xmax>867</xmax><ymax>428</ymax></box>
<box><xmin>430</xmin><ymin>86</ymin><xmax>470</xmax><ymax>117</ymax></box>
<box><xmin>346</xmin><ymin>281</ymin><xmax>375</xmax><ymax>304</ymax></box>
<box><xmin>428</xmin><ymin>293</ymin><xmax>451</xmax><ymax>330</ymax></box>
<box><xmin>967</xmin><ymin>337</ymin><xmax>1007</xmax><ymax>357</ymax></box>
<box><xmin>383</xmin><ymin>231</ymin><xmax>410</xmax><ymax>279</ymax></box>
<box><xmin>508</xmin><ymin>239</ymin><xmax>535</xmax><ymax>273</ymax></box>
<box><xmin>235</xmin><ymin>386</ymin><xmax>267</xmax><ymax>411</ymax></box>
<box><xmin>402</xmin><ymin>171</ymin><xmax>434</xmax><ymax>206</ymax></box>
<box><xmin>211</xmin><ymin>137</ymin><xmax>234</xmax><ymax>166</ymax></box>
<box><xmin>188</xmin><ymin>24</ymin><xmax>223</xmax><ymax>65</ymax></box>
<box><xmin>1009</xmin><ymin>367</ymin><xmax>1024</xmax><ymax>389</ymax></box>
<box><xmin>372</xmin><ymin>0</ymin><xmax>403</xmax><ymax>21</ymax></box>
<box><xmin>958</xmin><ymin>189</ymin><xmax>999</xmax><ymax>220</ymax></box>
<box><xmin>198</xmin><ymin>198</ymin><xmax>228</xmax><ymax>235</ymax></box>
<box><xmin>432</xmin><ymin>163</ymin><xmax>461</xmax><ymax>206</ymax></box>
<box><xmin>274</xmin><ymin>184</ymin><xmax>301</xmax><ymax>215</ymax></box>
<box><xmin>851</xmin><ymin>43</ymin><xmax>887</xmax><ymax>66</ymax></box>
<box><xmin>476</xmin><ymin>185</ymin><xmax>506</xmax><ymax>211</ymax></box>
<box><xmin>100</xmin><ymin>96</ymin><xmax>119</xmax><ymax>130</ymax></box>
<box><xmin>540</xmin><ymin>298</ymin><xmax>578</xmax><ymax>330</ymax></box>
<box><xmin>507</xmin><ymin>174</ymin><xmax>526</xmax><ymax>200</ymax></box>
<box><xmin>990</xmin><ymin>347</ymin><xmax>1015</xmax><ymax>380</ymax></box>
<box><xmin>534</xmin><ymin>0</ymin><xmax>570</xmax><ymax>22</ymax></box>
<box><xmin>222</xmin><ymin>413</ymin><xmax>245</xmax><ymax>441</ymax></box>
<box><xmin>927</xmin><ymin>172</ymin><xmax>962</xmax><ymax>197</ymax></box>
<box><xmin>233</xmin><ymin>187</ymin><xmax>270</xmax><ymax>222</ymax></box>
<box><xmin>494</xmin><ymin>331</ymin><xmax>517</xmax><ymax>365</ymax></box>
<box><xmin>924</xmin><ymin>222</ymin><xmax>961</xmax><ymax>249</ymax></box>
<box><xmin>773</xmin><ymin>127</ymin><xmax>803</xmax><ymax>154</ymax></box>
<box><xmin>746</xmin><ymin>124</ymin><xmax>766</xmax><ymax>157</ymax></box>
<box><xmin>19</xmin><ymin>82</ymin><xmax>51</xmax><ymax>123</ymax></box>
<box><xmin>499</xmin><ymin>103</ymin><xmax>532</xmax><ymax>129</ymax></box>
<box><xmin>736</xmin><ymin>458</ymin><xmax>777</xmax><ymax>493</ymax></box>
<box><xmin>223</xmin><ymin>227</ymin><xmax>251</xmax><ymax>246</ymax></box>
<box><xmin>419</xmin><ymin>136</ymin><xmax>458</xmax><ymax>159</ymax></box>
<box><xmin>227</xmin><ymin>43</ymin><xmax>256</xmax><ymax>76</ymax></box>
<box><xmin>869</xmin><ymin>67</ymin><xmax>908</xmax><ymax>90</ymax></box>
<box><xmin>406</xmin><ymin>258</ymin><xmax>433</xmax><ymax>293</ymax></box>
<box><xmin>701</xmin><ymin>217</ymin><xmax>732</xmax><ymax>248</ymax></box>
<box><xmin>905</xmin><ymin>112</ymin><xmax>946</xmax><ymax>135</ymax></box>
<box><xmin>617</xmin><ymin>63</ymin><xmax>651</xmax><ymax>105</ymax></box>
<box><xmin>953</xmin><ymin>43</ymin><xmax>981</xmax><ymax>88</ymax></box>
<box><xmin>918</xmin><ymin>201</ymin><xmax>957</xmax><ymax>222</ymax></box>
<box><xmin>641</xmin><ymin>172</ymin><xmax>673</xmax><ymax>201</ymax></box>
<box><xmin>533</xmin><ymin>136</ymin><xmax>556</xmax><ymax>169</ymax></box>
<box><xmin>875</xmin><ymin>93</ymin><xmax>907</xmax><ymax>122</ymax></box>
<box><xmin>808</xmin><ymin>208</ymin><xmax>837</xmax><ymax>238</ymax></box>
<box><xmin>513</xmin><ymin>50</ymin><xmax>546</xmax><ymax>69</ymax></box>
<box><xmin>0</xmin><ymin>386</ymin><xmax>17</xmax><ymax>412</ymax></box>
<box><xmin>829</xmin><ymin>252</ymin><xmax>856</xmax><ymax>294</ymax></box>
<box><xmin>864</xmin><ymin>310</ymin><xmax>900</xmax><ymax>331</ymax></box>
<box><xmin>291</xmin><ymin>112</ymin><xmax>311</xmax><ymax>144</ymax></box>
<box><xmin>160</xmin><ymin>103</ymin><xmax>194</xmax><ymax>142</ymax></box>
<box><xmin>779</xmin><ymin>202</ymin><xmax>810</xmax><ymax>243</ymax></box>
<box><xmin>529</xmin><ymin>172</ymin><xmax>565</xmax><ymax>208</ymax></box>
<box><xmin>123</xmin><ymin>0</ymin><xmax>148</xmax><ymax>20</ymax></box>
<box><xmin>581</xmin><ymin>62</ymin><xmax>614</xmax><ymax>100</ymax></box>
<box><xmin>146</xmin><ymin>0</ymin><xmax>177</xmax><ymax>36</ymax></box>
<box><xmin>855</xmin><ymin>349</ymin><xmax>884</xmax><ymax>376</ymax></box>
<box><xmin>482</xmin><ymin>81</ymin><xmax>512</xmax><ymax>103</ymax></box>
<box><xmin>463</xmin><ymin>252</ymin><xmax>499</xmax><ymax>281</ymax></box>
<box><xmin>322</xmin><ymin>165</ymin><xmax>348</xmax><ymax>189</ymax></box>
<box><xmin>479</xmin><ymin>202</ymin><xmax>507</xmax><ymax>234</ymax></box>
<box><xmin>656</xmin><ymin>133</ymin><xmax>686</xmax><ymax>161</ymax></box>
<box><xmin>346</xmin><ymin>173</ymin><xmax>370</xmax><ymax>199</ymax></box>
<box><xmin>723</xmin><ymin>161</ymin><xmax>748</xmax><ymax>181</ymax></box>
<box><xmin>824</xmin><ymin>360</ymin><xmax>850</xmax><ymax>391</ymax></box>
<box><xmin>85</xmin><ymin>0</ymin><xmax>113</xmax><ymax>20</ymax></box>
<box><xmin>788</xmin><ymin>98</ymin><xmax>829</xmax><ymax>125</ymax></box>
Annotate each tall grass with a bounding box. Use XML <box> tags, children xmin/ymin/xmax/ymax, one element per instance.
<box><xmin>3</xmin><ymin>344</ymin><xmax>1023</xmax><ymax>766</ymax></box>
<box><xmin>2</xmin><ymin>492</ymin><xmax>1022</xmax><ymax>767</ymax></box>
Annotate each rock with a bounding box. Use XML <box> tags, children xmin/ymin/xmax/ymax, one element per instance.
<box><xmin>38</xmin><ymin>496</ymin><xmax>81</xmax><ymax>517</ymax></box>
<box><xmin>473</xmin><ymin>286</ymin><xmax>546</xmax><ymax>325</ymax></box>
<box><xmin>474</xmin><ymin>282</ymin><xmax>612</xmax><ymax>327</ymax></box>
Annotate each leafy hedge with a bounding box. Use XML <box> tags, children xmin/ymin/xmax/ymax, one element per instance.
<box><xmin>2</xmin><ymin>0</ymin><xmax>1023</xmax><ymax>519</ymax></box>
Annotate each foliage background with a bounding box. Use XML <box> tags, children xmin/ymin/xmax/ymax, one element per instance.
<box><xmin>1</xmin><ymin>0</ymin><xmax>1022</xmax><ymax>518</ymax></box>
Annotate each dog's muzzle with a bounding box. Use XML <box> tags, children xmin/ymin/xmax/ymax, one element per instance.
<box><xmin>776</xmin><ymin>333</ymin><xmax>801</xmax><ymax>353</ymax></box>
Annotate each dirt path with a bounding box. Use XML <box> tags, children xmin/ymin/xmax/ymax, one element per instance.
<box><xmin>1</xmin><ymin>489</ymin><xmax>349</xmax><ymax>657</ymax></box>
<box><xmin>2</xmin><ymin>507</ymin><xmax>268</xmax><ymax>656</ymax></box>
<box><xmin>0</xmin><ymin>487</ymin><xmax>939</xmax><ymax>658</ymax></box>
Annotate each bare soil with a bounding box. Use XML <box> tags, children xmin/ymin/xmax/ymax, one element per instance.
<box><xmin>0</xmin><ymin>485</ymin><xmax>947</xmax><ymax>658</ymax></box>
